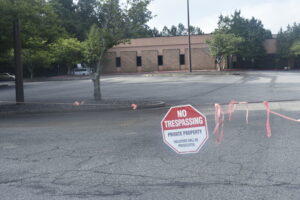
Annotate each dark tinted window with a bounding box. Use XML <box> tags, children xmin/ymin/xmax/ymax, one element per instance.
<box><xmin>116</xmin><ymin>57</ymin><xmax>121</xmax><ymax>67</ymax></box>
<box><xmin>180</xmin><ymin>54</ymin><xmax>185</xmax><ymax>65</ymax></box>
<box><xmin>158</xmin><ymin>55</ymin><xmax>163</xmax><ymax>66</ymax></box>
<box><xmin>137</xmin><ymin>56</ymin><xmax>142</xmax><ymax>66</ymax></box>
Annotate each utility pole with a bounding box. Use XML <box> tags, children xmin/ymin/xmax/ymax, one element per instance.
<box><xmin>13</xmin><ymin>18</ymin><xmax>24</xmax><ymax>103</ymax></box>
<box><xmin>187</xmin><ymin>0</ymin><xmax>192</xmax><ymax>72</ymax></box>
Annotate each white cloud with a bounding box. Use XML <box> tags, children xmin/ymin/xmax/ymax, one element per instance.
<box><xmin>147</xmin><ymin>0</ymin><xmax>186</xmax><ymax>29</ymax></box>
<box><xmin>241</xmin><ymin>0</ymin><xmax>300</xmax><ymax>32</ymax></box>
<box><xmin>147</xmin><ymin>0</ymin><xmax>300</xmax><ymax>34</ymax></box>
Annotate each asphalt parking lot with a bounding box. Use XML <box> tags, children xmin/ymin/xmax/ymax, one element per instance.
<box><xmin>1</xmin><ymin>71</ymin><xmax>300</xmax><ymax>105</ymax></box>
<box><xmin>1</xmin><ymin>71</ymin><xmax>300</xmax><ymax>199</ymax></box>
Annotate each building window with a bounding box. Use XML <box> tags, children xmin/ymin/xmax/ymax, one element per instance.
<box><xmin>116</xmin><ymin>57</ymin><xmax>121</xmax><ymax>67</ymax></box>
<box><xmin>180</xmin><ymin>54</ymin><xmax>185</xmax><ymax>65</ymax></box>
<box><xmin>137</xmin><ymin>56</ymin><xmax>142</xmax><ymax>66</ymax></box>
<box><xmin>158</xmin><ymin>55</ymin><xmax>163</xmax><ymax>66</ymax></box>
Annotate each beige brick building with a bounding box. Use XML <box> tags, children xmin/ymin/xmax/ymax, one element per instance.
<box><xmin>102</xmin><ymin>35</ymin><xmax>277</xmax><ymax>73</ymax></box>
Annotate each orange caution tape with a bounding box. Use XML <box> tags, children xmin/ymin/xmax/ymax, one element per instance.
<box><xmin>131</xmin><ymin>104</ymin><xmax>138</xmax><ymax>110</ymax></box>
<box><xmin>263</xmin><ymin>101</ymin><xmax>300</xmax><ymax>138</ymax></box>
<box><xmin>214</xmin><ymin>103</ymin><xmax>225</xmax><ymax>144</ymax></box>
<box><xmin>227</xmin><ymin>100</ymin><xmax>249</xmax><ymax>124</ymax></box>
<box><xmin>215</xmin><ymin>100</ymin><xmax>300</xmax><ymax>143</ymax></box>
<box><xmin>73</xmin><ymin>101</ymin><xmax>85</xmax><ymax>106</ymax></box>
<box><xmin>214</xmin><ymin>101</ymin><xmax>249</xmax><ymax>143</ymax></box>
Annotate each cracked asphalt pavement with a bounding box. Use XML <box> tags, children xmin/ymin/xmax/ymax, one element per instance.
<box><xmin>1</xmin><ymin>71</ymin><xmax>300</xmax><ymax>199</ymax></box>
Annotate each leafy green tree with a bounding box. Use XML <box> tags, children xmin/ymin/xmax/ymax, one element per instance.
<box><xmin>84</xmin><ymin>23</ymin><xmax>125</xmax><ymax>100</ymax></box>
<box><xmin>49</xmin><ymin>0</ymin><xmax>154</xmax><ymax>40</ymax></box>
<box><xmin>75</xmin><ymin>0</ymin><xmax>99</xmax><ymax>40</ymax></box>
<box><xmin>84</xmin><ymin>25</ymin><xmax>104</xmax><ymax>69</ymax></box>
<box><xmin>0</xmin><ymin>0</ymin><xmax>63</xmax><ymax>42</ymax></box>
<box><xmin>206</xmin><ymin>33</ymin><xmax>243</xmax><ymax>70</ymax></box>
<box><xmin>277</xmin><ymin>23</ymin><xmax>300</xmax><ymax>68</ymax></box>
<box><xmin>0</xmin><ymin>49</ymin><xmax>14</xmax><ymax>71</ymax></box>
<box><xmin>190</xmin><ymin>26</ymin><xmax>204</xmax><ymax>35</ymax></box>
<box><xmin>169</xmin><ymin>25</ymin><xmax>178</xmax><ymax>36</ymax></box>
<box><xmin>290</xmin><ymin>40</ymin><xmax>300</xmax><ymax>56</ymax></box>
<box><xmin>50</xmin><ymin>38</ymin><xmax>84</xmax><ymax>74</ymax></box>
<box><xmin>0</xmin><ymin>0</ymin><xmax>65</xmax><ymax>67</ymax></box>
<box><xmin>23</xmin><ymin>49</ymin><xmax>52</xmax><ymax>79</ymax></box>
<box><xmin>124</xmin><ymin>0</ymin><xmax>153</xmax><ymax>38</ymax></box>
<box><xmin>177</xmin><ymin>23</ymin><xmax>186</xmax><ymax>35</ymax></box>
<box><xmin>0</xmin><ymin>0</ymin><xmax>38</xmax><ymax>62</ymax></box>
<box><xmin>149</xmin><ymin>27</ymin><xmax>161</xmax><ymax>37</ymax></box>
<box><xmin>22</xmin><ymin>37</ymin><xmax>53</xmax><ymax>79</ymax></box>
<box><xmin>83</xmin><ymin>0</ymin><xmax>150</xmax><ymax>100</ymax></box>
<box><xmin>0</xmin><ymin>4</ymin><xmax>12</xmax><ymax>60</ymax></box>
<box><xmin>157</xmin><ymin>24</ymin><xmax>204</xmax><ymax>37</ymax></box>
<box><xmin>161</xmin><ymin>26</ymin><xmax>170</xmax><ymax>36</ymax></box>
<box><xmin>217</xmin><ymin>11</ymin><xmax>272</xmax><ymax>64</ymax></box>
<box><xmin>48</xmin><ymin>0</ymin><xmax>78</xmax><ymax>37</ymax></box>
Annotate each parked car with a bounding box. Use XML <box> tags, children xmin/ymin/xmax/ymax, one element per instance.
<box><xmin>0</xmin><ymin>73</ymin><xmax>15</xmax><ymax>81</ymax></box>
<box><xmin>74</xmin><ymin>68</ymin><xmax>91</xmax><ymax>76</ymax></box>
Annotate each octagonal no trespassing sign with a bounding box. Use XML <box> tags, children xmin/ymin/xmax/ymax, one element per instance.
<box><xmin>161</xmin><ymin>105</ymin><xmax>209</xmax><ymax>154</ymax></box>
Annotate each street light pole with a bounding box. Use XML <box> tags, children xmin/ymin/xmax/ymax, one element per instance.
<box><xmin>187</xmin><ymin>0</ymin><xmax>192</xmax><ymax>72</ymax></box>
<box><xmin>13</xmin><ymin>17</ymin><xmax>24</xmax><ymax>103</ymax></box>
<box><xmin>12</xmin><ymin>0</ymin><xmax>24</xmax><ymax>104</ymax></box>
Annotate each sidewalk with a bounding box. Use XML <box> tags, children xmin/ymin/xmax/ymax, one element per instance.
<box><xmin>143</xmin><ymin>70</ymin><xmax>244</xmax><ymax>77</ymax></box>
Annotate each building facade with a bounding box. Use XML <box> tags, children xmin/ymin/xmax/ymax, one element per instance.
<box><xmin>102</xmin><ymin>35</ymin><xmax>278</xmax><ymax>73</ymax></box>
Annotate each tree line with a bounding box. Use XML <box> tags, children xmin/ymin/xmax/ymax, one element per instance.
<box><xmin>207</xmin><ymin>11</ymin><xmax>300</xmax><ymax>70</ymax></box>
<box><xmin>151</xmin><ymin>23</ymin><xmax>204</xmax><ymax>37</ymax></box>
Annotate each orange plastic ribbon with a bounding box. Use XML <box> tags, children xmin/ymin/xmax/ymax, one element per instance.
<box><xmin>263</xmin><ymin>101</ymin><xmax>300</xmax><ymax>138</ymax></box>
<box><xmin>73</xmin><ymin>101</ymin><xmax>85</xmax><ymax>106</ymax></box>
<box><xmin>227</xmin><ymin>100</ymin><xmax>249</xmax><ymax>124</ymax></box>
<box><xmin>214</xmin><ymin>100</ymin><xmax>249</xmax><ymax>143</ymax></box>
<box><xmin>214</xmin><ymin>103</ymin><xmax>225</xmax><ymax>144</ymax></box>
<box><xmin>131</xmin><ymin>104</ymin><xmax>138</xmax><ymax>110</ymax></box>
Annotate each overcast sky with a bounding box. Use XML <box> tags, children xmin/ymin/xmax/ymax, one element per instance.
<box><xmin>139</xmin><ymin>0</ymin><xmax>300</xmax><ymax>34</ymax></box>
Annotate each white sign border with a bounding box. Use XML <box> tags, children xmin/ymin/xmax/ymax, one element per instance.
<box><xmin>161</xmin><ymin>105</ymin><xmax>209</xmax><ymax>154</ymax></box>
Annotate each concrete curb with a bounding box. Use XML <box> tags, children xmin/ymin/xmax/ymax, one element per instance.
<box><xmin>0</xmin><ymin>84</ymin><xmax>9</xmax><ymax>88</ymax></box>
<box><xmin>0</xmin><ymin>101</ymin><xmax>166</xmax><ymax>116</ymax></box>
<box><xmin>143</xmin><ymin>71</ymin><xmax>245</xmax><ymax>77</ymax></box>
<box><xmin>142</xmin><ymin>70</ymin><xmax>300</xmax><ymax>77</ymax></box>
<box><xmin>0</xmin><ymin>81</ymin><xmax>14</xmax><ymax>88</ymax></box>
<box><xmin>24</xmin><ymin>77</ymin><xmax>91</xmax><ymax>83</ymax></box>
